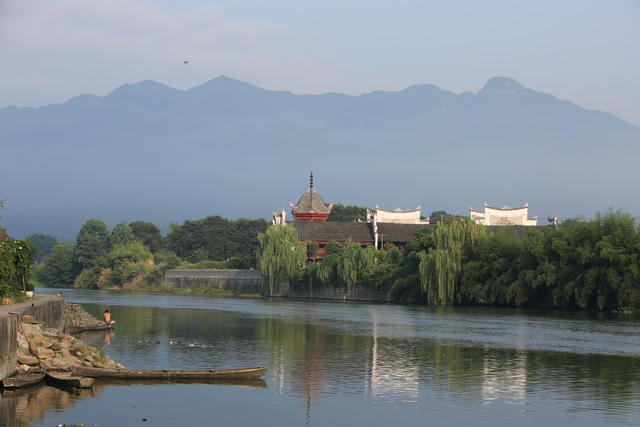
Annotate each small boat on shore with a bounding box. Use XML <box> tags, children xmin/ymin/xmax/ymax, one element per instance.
<box><xmin>71</xmin><ymin>366</ymin><xmax>267</xmax><ymax>380</ymax></box>
<box><xmin>65</xmin><ymin>325</ymin><xmax>113</xmax><ymax>334</ymax></box>
<box><xmin>1</xmin><ymin>372</ymin><xmax>45</xmax><ymax>389</ymax></box>
<box><xmin>46</xmin><ymin>370</ymin><xmax>95</xmax><ymax>388</ymax></box>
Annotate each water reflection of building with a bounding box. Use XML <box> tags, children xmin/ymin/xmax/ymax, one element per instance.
<box><xmin>481</xmin><ymin>348</ymin><xmax>528</xmax><ymax>404</ymax></box>
<box><xmin>365</xmin><ymin>306</ymin><xmax>419</xmax><ymax>400</ymax></box>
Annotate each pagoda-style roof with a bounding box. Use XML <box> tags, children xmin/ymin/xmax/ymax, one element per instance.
<box><xmin>290</xmin><ymin>173</ymin><xmax>333</xmax><ymax>221</ymax></box>
<box><xmin>291</xmin><ymin>189</ymin><xmax>333</xmax><ymax>215</ymax></box>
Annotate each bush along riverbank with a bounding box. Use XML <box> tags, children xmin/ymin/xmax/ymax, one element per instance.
<box><xmin>257</xmin><ymin>210</ymin><xmax>640</xmax><ymax>312</ymax></box>
<box><xmin>105</xmin><ymin>283</ymin><xmax>262</xmax><ymax>298</ymax></box>
<box><xmin>0</xmin><ymin>225</ymin><xmax>35</xmax><ymax>304</ymax></box>
<box><xmin>32</xmin><ymin>218</ymin><xmax>261</xmax><ymax>292</ymax></box>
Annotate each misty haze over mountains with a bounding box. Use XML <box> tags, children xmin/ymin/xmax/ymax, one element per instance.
<box><xmin>1</xmin><ymin>76</ymin><xmax>638</xmax><ymax>239</ymax></box>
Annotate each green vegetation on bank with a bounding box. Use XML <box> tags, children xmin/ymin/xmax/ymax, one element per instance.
<box><xmin>258</xmin><ymin>211</ymin><xmax>640</xmax><ymax>312</ymax></box>
<box><xmin>33</xmin><ymin>216</ymin><xmax>264</xmax><ymax>290</ymax></box>
<box><xmin>12</xmin><ymin>203</ymin><xmax>640</xmax><ymax>312</ymax></box>
<box><xmin>1</xmin><ymin>199</ymin><xmax>36</xmax><ymax>301</ymax></box>
<box><xmin>167</xmin><ymin>216</ymin><xmax>267</xmax><ymax>263</ymax></box>
<box><xmin>0</xmin><ymin>229</ymin><xmax>35</xmax><ymax>302</ymax></box>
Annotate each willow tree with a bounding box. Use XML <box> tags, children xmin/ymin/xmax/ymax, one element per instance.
<box><xmin>257</xmin><ymin>224</ymin><xmax>307</xmax><ymax>293</ymax></box>
<box><xmin>336</xmin><ymin>242</ymin><xmax>364</xmax><ymax>290</ymax></box>
<box><xmin>418</xmin><ymin>218</ymin><xmax>485</xmax><ymax>304</ymax></box>
<box><xmin>310</xmin><ymin>241</ymin><xmax>380</xmax><ymax>290</ymax></box>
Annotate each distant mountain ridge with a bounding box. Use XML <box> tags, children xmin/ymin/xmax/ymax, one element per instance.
<box><xmin>1</xmin><ymin>76</ymin><xmax>638</xmax><ymax>239</ymax></box>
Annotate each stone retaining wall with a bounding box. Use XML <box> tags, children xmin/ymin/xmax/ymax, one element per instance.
<box><xmin>288</xmin><ymin>284</ymin><xmax>390</xmax><ymax>302</ymax></box>
<box><xmin>0</xmin><ymin>294</ymin><xmax>64</xmax><ymax>379</ymax></box>
<box><xmin>162</xmin><ymin>270</ymin><xmax>389</xmax><ymax>301</ymax></box>
<box><xmin>163</xmin><ymin>269</ymin><xmax>272</xmax><ymax>295</ymax></box>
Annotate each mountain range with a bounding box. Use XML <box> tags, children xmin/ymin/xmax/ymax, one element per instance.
<box><xmin>1</xmin><ymin>76</ymin><xmax>638</xmax><ymax>239</ymax></box>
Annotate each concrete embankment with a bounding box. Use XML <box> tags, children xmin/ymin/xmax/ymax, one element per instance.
<box><xmin>163</xmin><ymin>269</ymin><xmax>289</xmax><ymax>296</ymax></box>
<box><xmin>163</xmin><ymin>269</ymin><xmax>389</xmax><ymax>302</ymax></box>
<box><xmin>1</xmin><ymin>295</ymin><xmax>122</xmax><ymax>380</ymax></box>
<box><xmin>0</xmin><ymin>295</ymin><xmax>64</xmax><ymax>379</ymax></box>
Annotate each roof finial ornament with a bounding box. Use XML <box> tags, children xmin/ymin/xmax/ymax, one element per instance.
<box><xmin>309</xmin><ymin>172</ymin><xmax>314</xmax><ymax>190</ymax></box>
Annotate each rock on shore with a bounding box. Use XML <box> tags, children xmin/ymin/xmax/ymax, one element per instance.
<box><xmin>16</xmin><ymin>315</ymin><xmax>124</xmax><ymax>373</ymax></box>
<box><xmin>64</xmin><ymin>303</ymin><xmax>111</xmax><ymax>330</ymax></box>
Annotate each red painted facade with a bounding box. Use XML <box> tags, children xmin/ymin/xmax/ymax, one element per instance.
<box><xmin>292</xmin><ymin>212</ymin><xmax>330</xmax><ymax>222</ymax></box>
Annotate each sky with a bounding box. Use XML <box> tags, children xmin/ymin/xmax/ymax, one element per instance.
<box><xmin>0</xmin><ymin>0</ymin><xmax>639</xmax><ymax>125</ymax></box>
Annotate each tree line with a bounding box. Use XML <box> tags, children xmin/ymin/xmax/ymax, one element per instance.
<box><xmin>33</xmin><ymin>216</ymin><xmax>267</xmax><ymax>289</ymax></box>
<box><xmin>257</xmin><ymin>210</ymin><xmax>640</xmax><ymax>311</ymax></box>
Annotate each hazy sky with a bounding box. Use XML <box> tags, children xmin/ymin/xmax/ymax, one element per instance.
<box><xmin>1</xmin><ymin>0</ymin><xmax>639</xmax><ymax>125</ymax></box>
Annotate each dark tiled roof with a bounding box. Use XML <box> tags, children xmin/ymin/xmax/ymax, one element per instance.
<box><xmin>377</xmin><ymin>223</ymin><xmax>433</xmax><ymax>243</ymax></box>
<box><xmin>291</xmin><ymin>221</ymin><xmax>373</xmax><ymax>242</ymax></box>
<box><xmin>291</xmin><ymin>189</ymin><xmax>333</xmax><ymax>215</ymax></box>
<box><xmin>291</xmin><ymin>221</ymin><xmax>535</xmax><ymax>245</ymax></box>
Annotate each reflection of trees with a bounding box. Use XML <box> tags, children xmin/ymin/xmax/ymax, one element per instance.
<box><xmin>417</xmin><ymin>340</ymin><xmax>640</xmax><ymax>411</ymax></box>
<box><xmin>0</xmin><ymin>385</ymin><xmax>100</xmax><ymax>427</ymax></box>
<box><xmin>256</xmin><ymin>318</ymin><xmax>328</xmax><ymax>422</ymax></box>
<box><xmin>78</xmin><ymin>301</ymin><xmax>640</xmax><ymax>417</ymax></box>
<box><xmin>482</xmin><ymin>349</ymin><xmax>527</xmax><ymax>404</ymax></box>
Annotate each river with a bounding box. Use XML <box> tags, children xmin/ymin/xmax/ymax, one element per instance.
<box><xmin>2</xmin><ymin>288</ymin><xmax>640</xmax><ymax>426</ymax></box>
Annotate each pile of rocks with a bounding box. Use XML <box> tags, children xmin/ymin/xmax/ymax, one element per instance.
<box><xmin>16</xmin><ymin>320</ymin><xmax>124</xmax><ymax>373</ymax></box>
<box><xmin>63</xmin><ymin>303</ymin><xmax>109</xmax><ymax>330</ymax></box>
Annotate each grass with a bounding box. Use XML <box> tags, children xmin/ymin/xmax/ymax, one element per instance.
<box><xmin>106</xmin><ymin>282</ymin><xmax>264</xmax><ymax>298</ymax></box>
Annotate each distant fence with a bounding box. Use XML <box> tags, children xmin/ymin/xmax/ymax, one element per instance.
<box><xmin>163</xmin><ymin>269</ymin><xmax>276</xmax><ymax>295</ymax></box>
<box><xmin>162</xmin><ymin>269</ymin><xmax>390</xmax><ymax>302</ymax></box>
<box><xmin>289</xmin><ymin>283</ymin><xmax>390</xmax><ymax>302</ymax></box>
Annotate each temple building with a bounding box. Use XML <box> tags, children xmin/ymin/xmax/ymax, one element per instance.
<box><xmin>367</xmin><ymin>206</ymin><xmax>429</xmax><ymax>249</ymax></box>
<box><xmin>289</xmin><ymin>173</ymin><xmax>333</xmax><ymax>222</ymax></box>
<box><xmin>279</xmin><ymin>174</ymin><xmax>432</xmax><ymax>259</ymax></box>
<box><xmin>367</xmin><ymin>206</ymin><xmax>429</xmax><ymax>225</ymax></box>
<box><xmin>469</xmin><ymin>202</ymin><xmax>537</xmax><ymax>226</ymax></box>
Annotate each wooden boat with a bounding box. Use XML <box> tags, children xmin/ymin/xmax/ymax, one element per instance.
<box><xmin>45</xmin><ymin>370</ymin><xmax>95</xmax><ymax>388</ymax></box>
<box><xmin>1</xmin><ymin>372</ymin><xmax>45</xmax><ymax>389</ymax></box>
<box><xmin>91</xmin><ymin>377</ymin><xmax>268</xmax><ymax>388</ymax></box>
<box><xmin>71</xmin><ymin>366</ymin><xmax>267</xmax><ymax>380</ymax></box>
<box><xmin>65</xmin><ymin>325</ymin><xmax>113</xmax><ymax>334</ymax></box>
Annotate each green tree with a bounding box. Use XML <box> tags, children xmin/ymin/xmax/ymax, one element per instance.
<box><xmin>0</xmin><ymin>239</ymin><xmax>35</xmax><ymax>294</ymax></box>
<box><xmin>418</xmin><ymin>218</ymin><xmax>486</xmax><ymax>304</ymax></box>
<box><xmin>25</xmin><ymin>233</ymin><xmax>58</xmax><ymax>262</ymax></box>
<box><xmin>107</xmin><ymin>241</ymin><xmax>153</xmax><ymax>267</ymax></box>
<box><xmin>35</xmin><ymin>243</ymin><xmax>76</xmax><ymax>287</ymax></box>
<box><xmin>167</xmin><ymin>216</ymin><xmax>267</xmax><ymax>264</ymax></box>
<box><xmin>73</xmin><ymin>219</ymin><xmax>111</xmax><ymax>271</ymax></box>
<box><xmin>110</xmin><ymin>222</ymin><xmax>137</xmax><ymax>247</ymax></box>
<box><xmin>328</xmin><ymin>204</ymin><xmax>369</xmax><ymax>222</ymax></box>
<box><xmin>257</xmin><ymin>224</ymin><xmax>306</xmax><ymax>293</ymax></box>
<box><xmin>0</xmin><ymin>238</ymin><xmax>18</xmax><ymax>296</ymax></box>
<box><xmin>105</xmin><ymin>241</ymin><xmax>154</xmax><ymax>286</ymax></box>
<box><xmin>130</xmin><ymin>221</ymin><xmax>163</xmax><ymax>253</ymax></box>
<box><xmin>153</xmin><ymin>250</ymin><xmax>183</xmax><ymax>271</ymax></box>
<box><xmin>429</xmin><ymin>210</ymin><xmax>449</xmax><ymax>224</ymax></box>
<box><xmin>0</xmin><ymin>226</ymin><xmax>9</xmax><ymax>242</ymax></box>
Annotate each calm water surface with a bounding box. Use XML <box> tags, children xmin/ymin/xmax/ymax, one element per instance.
<box><xmin>3</xmin><ymin>288</ymin><xmax>640</xmax><ymax>426</ymax></box>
